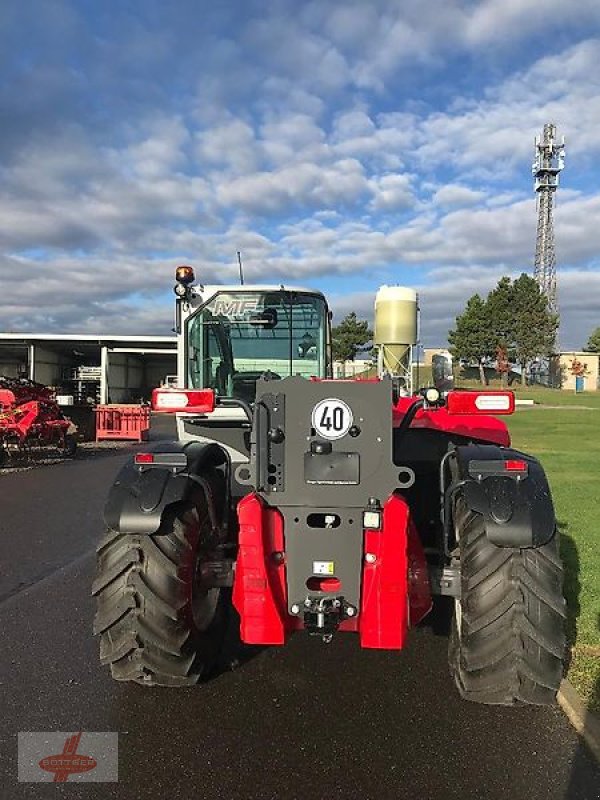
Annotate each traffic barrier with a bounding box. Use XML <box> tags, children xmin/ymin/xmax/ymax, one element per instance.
<box><xmin>95</xmin><ymin>405</ymin><xmax>150</xmax><ymax>442</ymax></box>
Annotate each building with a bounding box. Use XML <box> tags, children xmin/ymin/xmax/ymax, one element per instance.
<box><xmin>0</xmin><ymin>333</ymin><xmax>177</xmax><ymax>404</ymax></box>
<box><xmin>551</xmin><ymin>351</ymin><xmax>600</xmax><ymax>392</ymax></box>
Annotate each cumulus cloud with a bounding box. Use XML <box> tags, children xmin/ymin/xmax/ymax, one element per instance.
<box><xmin>0</xmin><ymin>2</ymin><xmax>599</xmax><ymax>354</ymax></box>
<box><xmin>369</xmin><ymin>174</ymin><xmax>415</xmax><ymax>211</ymax></box>
<box><xmin>433</xmin><ymin>184</ymin><xmax>485</xmax><ymax>207</ymax></box>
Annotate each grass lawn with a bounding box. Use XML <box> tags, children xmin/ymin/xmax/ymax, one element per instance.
<box><xmin>506</xmin><ymin>388</ymin><xmax>600</xmax><ymax>711</ymax></box>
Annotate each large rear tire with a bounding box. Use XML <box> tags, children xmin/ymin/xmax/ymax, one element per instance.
<box><xmin>93</xmin><ymin>482</ymin><xmax>229</xmax><ymax>686</ymax></box>
<box><xmin>449</xmin><ymin>496</ymin><xmax>566</xmax><ymax>705</ymax></box>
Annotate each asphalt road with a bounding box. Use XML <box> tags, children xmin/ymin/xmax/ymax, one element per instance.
<box><xmin>0</xmin><ymin>425</ymin><xmax>598</xmax><ymax>799</ymax></box>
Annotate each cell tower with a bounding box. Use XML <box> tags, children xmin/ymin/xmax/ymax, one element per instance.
<box><xmin>532</xmin><ymin>123</ymin><xmax>565</xmax><ymax>313</ymax></box>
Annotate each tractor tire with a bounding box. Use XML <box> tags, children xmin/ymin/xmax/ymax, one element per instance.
<box><xmin>92</xmin><ymin>483</ymin><xmax>229</xmax><ymax>686</ymax></box>
<box><xmin>449</xmin><ymin>496</ymin><xmax>566</xmax><ymax>705</ymax></box>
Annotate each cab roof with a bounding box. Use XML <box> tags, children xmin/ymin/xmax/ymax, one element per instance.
<box><xmin>195</xmin><ymin>284</ymin><xmax>326</xmax><ymax>298</ymax></box>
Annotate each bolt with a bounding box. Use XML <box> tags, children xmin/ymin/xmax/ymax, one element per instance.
<box><xmin>291</xmin><ymin>604</ymin><xmax>300</xmax><ymax>614</ymax></box>
<box><xmin>365</xmin><ymin>553</ymin><xmax>377</xmax><ymax>564</ymax></box>
<box><xmin>346</xmin><ymin>606</ymin><xmax>356</xmax><ymax>617</ymax></box>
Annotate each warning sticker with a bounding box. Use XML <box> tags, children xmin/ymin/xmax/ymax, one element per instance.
<box><xmin>313</xmin><ymin>561</ymin><xmax>335</xmax><ymax>575</ymax></box>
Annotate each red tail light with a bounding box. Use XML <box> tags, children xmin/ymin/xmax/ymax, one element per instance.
<box><xmin>135</xmin><ymin>453</ymin><xmax>155</xmax><ymax>464</ymax></box>
<box><xmin>446</xmin><ymin>390</ymin><xmax>515</xmax><ymax>415</ymax></box>
<box><xmin>504</xmin><ymin>459</ymin><xmax>528</xmax><ymax>472</ymax></box>
<box><xmin>151</xmin><ymin>388</ymin><xmax>216</xmax><ymax>414</ymax></box>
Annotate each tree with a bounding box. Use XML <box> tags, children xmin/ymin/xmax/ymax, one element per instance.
<box><xmin>448</xmin><ymin>274</ymin><xmax>558</xmax><ymax>387</ymax></box>
<box><xmin>585</xmin><ymin>327</ymin><xmax>600</xmax><ymax>352</ymax></box>
<box><xmin>510</xmin><ymin>274</ymin><xmax>558</xmax><ymax>385</ymax></box>
<box><xmin>486</xmin><ymin>276</ymin><xmax>514</xmax><ymax>386</ymax></box>
<box><xmin>486</xmin><ymin>276</ymin><xmax>513</xmax><ymax>349</ymax></box>
<box><xmin>331</xmin><ymin>312</ymin><xmax>372</xmax><ymax>372</ymax></box>
<box><xmin>448</xmin><ymin>294</ymin><xmax>494</xmax><ymax>385</ymax></box>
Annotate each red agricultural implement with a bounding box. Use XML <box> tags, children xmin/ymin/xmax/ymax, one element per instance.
<box><xmin>0</xmin><ymin>377</ymin><xmax>77</xmax><ymax>467</ymax></box>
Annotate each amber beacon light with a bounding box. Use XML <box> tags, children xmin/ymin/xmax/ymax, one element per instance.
<box><xmin>175</xmin><ymin>265</ymin><xmax>195</xmax><ymax>285</ymax></box>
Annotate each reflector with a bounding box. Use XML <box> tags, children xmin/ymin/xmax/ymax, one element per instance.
<box><xmin>446</xmin><ymin>391</ymin><xmax>515</xmax><ymax>415</ymax></box>
<box><xmin>306</xmin><ymin>577</ymin><xmax>342</xmax><ymax>593</ymax></box>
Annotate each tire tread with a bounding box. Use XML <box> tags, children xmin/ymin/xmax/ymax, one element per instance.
<box><xmin>450</xmin><ymin>499</ymin><xmax>566</xmax><ymax>705</ymax></box>
<box><xmin>93</xmin><ymin>478</ymin><xmax>228</xmax><ymax>687</ymax></box>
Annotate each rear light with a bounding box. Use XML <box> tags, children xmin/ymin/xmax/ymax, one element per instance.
<box><xmin>363</xmin><ymin>510</ymin><xmax>382</xmax><ymax>530</ymax></box>
<box><xmin>135</xmin><ymin>453</ymin><xmax>154</xmax><ymax>464</ymax></box>
<box><xmin>504</xmin><ymin>459</ymin><xmax>528</xmax><ymax>472</ymax></box>
<box><xmin>134</xmin><ymin>451</ymin><xmax>188</xmax><ymax>469</ymax></box>
<box><xmin>151</xmin><ymin>388</ymin><xmax>215</xmax><ymax>414</ymax></box>
<box><xmin>446</xmin><ymin>391</ymin><xmax>515</xmax><ymax>415</ymax></box>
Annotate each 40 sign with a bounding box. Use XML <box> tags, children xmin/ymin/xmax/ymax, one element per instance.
<box><xmin>311</xmin><ymin>398</ymin><xmax>353</xmax><ymax>440</ymax></box>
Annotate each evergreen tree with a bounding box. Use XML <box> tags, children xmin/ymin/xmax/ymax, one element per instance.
<box><xmin>448</xmin><ymin>274</ymin><xmax>558</xmax><ymax>386</ymax></box>
<box><xmin>448</xmin><ymin>294</ymin><xmax>494</xmax><ymax>385</ymax></box>
<box><xmin>331</xmin><ymin>312</ymin><xmax>373</xmax><ymax>372</ymax></box>
<box><xmin>510</xmin><ymin>274</ymin><xmax>558</xmax><ymax>385</ymax></box>
<box><xmin>585</xmin><ymin>326</ymin><xmax>600</xmax><ymax>352</ymax></box>
<box><xmin>486</xmin><ymin>276</ymin><xmax>513</xmax><ymax>350</ymax></box>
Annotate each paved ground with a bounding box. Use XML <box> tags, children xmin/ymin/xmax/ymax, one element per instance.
<box><xmin>0</xmin><ymin>422</ymin><xmax>598</xmax><ymax>799</ymax></box>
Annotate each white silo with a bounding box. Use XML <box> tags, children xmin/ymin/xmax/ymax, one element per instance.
<box><xmin>374</xmin><ymin>286</ymin><xmax>418</xmax><ymax>393</ymax></box>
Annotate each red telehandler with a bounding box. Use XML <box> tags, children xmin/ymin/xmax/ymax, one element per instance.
<box><xmin>93</xmin><ymin>267</ymin><xmax>565</xmax><ymax>705</ymax></box>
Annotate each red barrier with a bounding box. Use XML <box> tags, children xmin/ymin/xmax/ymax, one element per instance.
<box><xmin>95</xmin><ymin>405</ymin><xmax>150</xmax><ymax>442</ymax></box>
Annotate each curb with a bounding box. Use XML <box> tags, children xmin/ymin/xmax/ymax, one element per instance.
<box><xmin>557</xmin><ymin>679</ymin><xmax>600</xmax><ymax>762</ymax></box>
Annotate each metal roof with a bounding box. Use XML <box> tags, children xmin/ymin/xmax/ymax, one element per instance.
<box><xmin>0</xmin><ymin>333</ymin><xmax>176</xmax><ymax>345</ymax></box>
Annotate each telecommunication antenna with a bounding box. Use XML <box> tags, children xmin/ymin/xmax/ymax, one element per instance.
<box><xmin>237</xmin><ymin>251</ymin><xmax>245</xmax><ymax>285</ymax></box>
<box><xmin>532</xmin><ymin>123</ymin><xmax>565</xmax><ymax>313</ymax></box>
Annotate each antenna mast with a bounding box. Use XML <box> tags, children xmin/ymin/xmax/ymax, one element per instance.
<box><xmin>237</xmin><ymin>251</ymin><xmax>245</xmax><ymax>285</ymax></box>
<box><xmin>532</xmin><ymin>123</ymin><xmax>565</xmax><ymax>314</ymax></box>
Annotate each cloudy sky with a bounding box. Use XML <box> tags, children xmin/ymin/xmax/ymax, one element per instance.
<box><xmin>1</xmin><ymin>0</ymin><xmax>600</xmax><ymax>347</ymax></box>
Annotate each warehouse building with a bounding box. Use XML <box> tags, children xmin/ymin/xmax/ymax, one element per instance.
<box><xmin>0</xmin><ymin>333</ymin><xmax>177</xmax><ymax>404</ymax></box>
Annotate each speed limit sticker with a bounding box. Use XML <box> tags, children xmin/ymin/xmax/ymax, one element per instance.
<box><xmin>311</xmin><ymin>398</ymin><xmax>353</xmax><ymax>440</ymax></box>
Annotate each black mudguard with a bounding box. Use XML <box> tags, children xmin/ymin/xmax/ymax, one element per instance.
<box><xmin>104</xmin><ymin>441</ymin><xmax>228</xmax><ymax>535</ymax></box>
<box><xmin>453</xmin><ymin>443</ymin><xmax>555</xmax><ymax>548</ymax></box>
